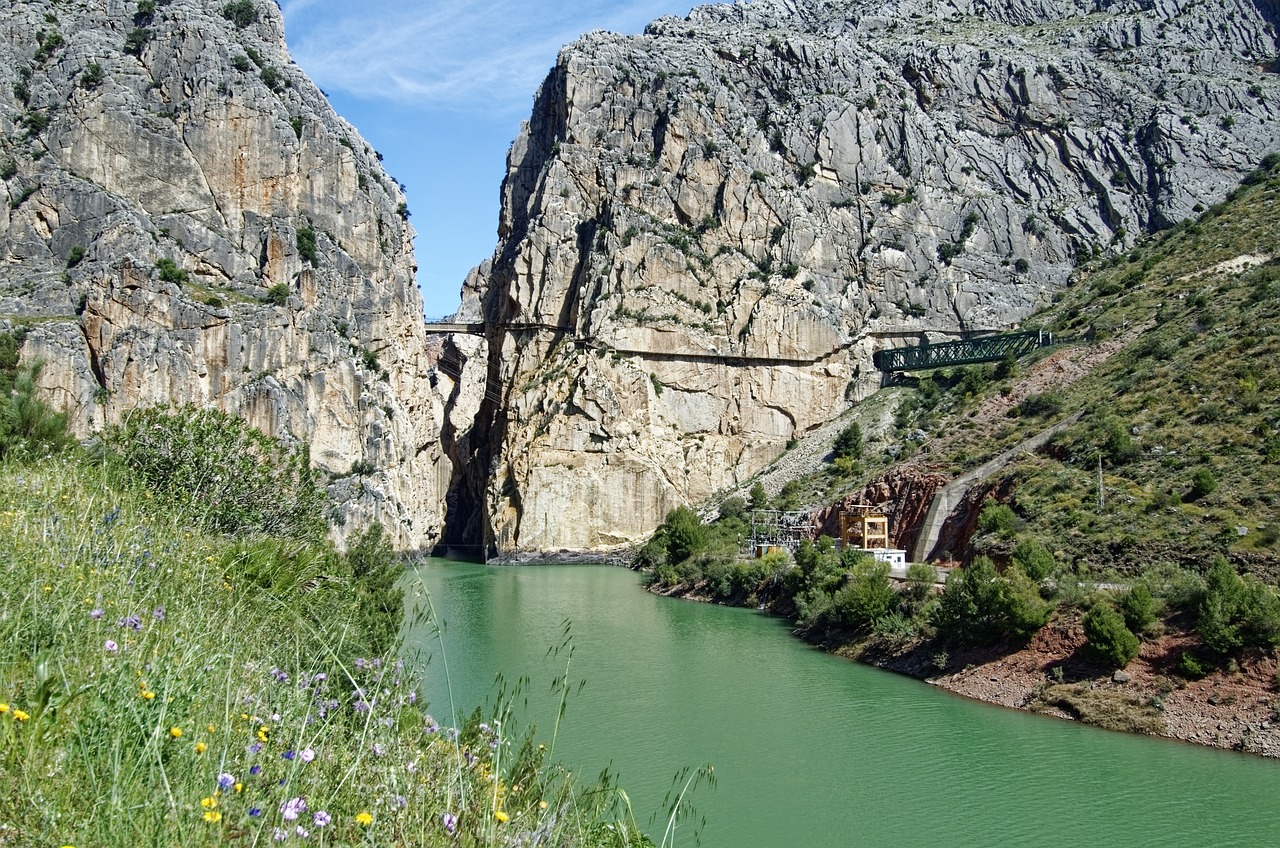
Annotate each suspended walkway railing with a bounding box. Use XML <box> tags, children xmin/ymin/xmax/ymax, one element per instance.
<box><xmin>872</xmin><ymin>329</ymin><xmax>1055</xmax><ymax>373</ymax></box>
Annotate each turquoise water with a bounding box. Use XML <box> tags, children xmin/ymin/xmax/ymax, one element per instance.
<box><xmin>402</xmin><ymin>561</ymin><xmax>1280</xmax><ymax>847</ymax></box>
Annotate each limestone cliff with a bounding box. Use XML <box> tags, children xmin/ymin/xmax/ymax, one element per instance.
<box><xmin>447</xmin><ymin>0</ymin><xmax>1280</xmax><ymax>556</ymax></box>
<box><xmin>0</xmin><ymin>0</ymin><xmax>447</xmax><ymax>549</ymax></box>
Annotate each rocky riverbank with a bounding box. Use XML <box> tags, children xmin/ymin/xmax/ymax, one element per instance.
<box><xmin>652</xmin><ymin>580</ymin><xmax>1280</xmax><ymax>758</ymax></box>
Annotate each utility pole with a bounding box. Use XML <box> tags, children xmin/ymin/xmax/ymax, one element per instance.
<box><xmin>1097</xmin><ymin>452</ymin><xmax>1104</xmax><ymax>512</ymax></box>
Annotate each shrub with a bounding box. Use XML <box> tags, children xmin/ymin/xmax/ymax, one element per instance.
<box><xmin>718</xmin><ymin>496</ymin><xmax>747</xmax><ymax>522</ymax></box>
<box><xmin>977</xmin><ymin>501</ymin><xmax>1021</xmax><ymax>537</ymax></box>
<box><xmin>827</xmin><ymin>558</ymin><xmax>896</xmax><ymax>632</ymax></box>
<box><xmin>1083</xmin><ymin>603</ymin><xmax>1140</xmax><ymax>668</ymax></box>
<box><xmin>833</xmin><ymin>422</ymin><xmax>862</xmax><ymax>461</ymax></box>
<box><xmin>154</xmin><ymin>257</ymin><xmax>188</xmax><ymax>284</ymax></box>
<box><xmin>345</xmin><ymin>524</ymin><xmax>404</xmax><ymax>657</ymax></box>
<box><xmin>123</xmin><ymin>27</ymin><xmax>151</xmax><ymax>57</ymax></box>
<box><xmin>0</xmin><ymin>347</ymin><xmax>73</xmax><ymax>462</ymax></box>
<box><xmin>749</xmin><ymin>482</ymin><xmax>768</xmax><ymax>511</ymax></box>
<box><xmin>930</xmin><ymin>557</ymin><xmax>1051</xmax><ymax>646</ymax></box>
<box><xmin>1187</xmin><ymin>467</ymin><xmax>1217</xmax><ymax>501</ymax></box>
<box><xmin>80</xmin><ymin>62</ymin><xmax>105</xmax><ymax>89</ymax></box>
<box><xmin>221</xmin><ymin>0</ymin><xmax>258</xmax><ymax>28</ymax></box>
<box><xmin>262</xmin><ymin>283</ymin><xmax>291</xmax><ymax>306</ymax></box>
<box><xmin>1011</xmin><ymin>537</ymin><xmax>1056</xmax><ymax>581</ymax></box>
<box><xmin>1119</xmin><ymin>582</ymin><xmax>1158</xmax><ymax>634</ymax></box>
<box><xmin>296</xmin><ymin>225</ymin><xmax>318</xmax><ymax>265</ymax></box>
<box><xmin>106</xmin><ymin>405</ymin><xmax>327</xmax><ymax>539</ymax></box>
<box><xmin>663</xmin><ymin>506</ymin><xmax>708</xmax><ymax>565</ymax></box>
<box><xmin>260</xmin><ymin>65</ymin><xmax>284</xmax><ymax>92</ymax></box>
<box><xmin>67</xmin><ymin>245</ymin><xmax>86</xmax><ymax>268</ymax></box>
<box><xmin>1018</xmin><ymin>390</ymin><xmax>1064</xmax><ymax>417</ymax></box>
<box><xmin>1197</xmin><ymin>558</ymin><xmax>1280</xmax><ymax>656</ymax></box>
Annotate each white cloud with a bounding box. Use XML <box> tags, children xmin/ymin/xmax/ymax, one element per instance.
<box><xmin>282</xmin><ymin>0</ymin><xmax>693</xmax><ymax>116</ymax></box>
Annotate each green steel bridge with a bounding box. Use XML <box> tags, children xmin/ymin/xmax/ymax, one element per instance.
<box><xmin>872</xmin><ymin>329</ymin><xmax>1056</xmax><ymax>372</ymax></box>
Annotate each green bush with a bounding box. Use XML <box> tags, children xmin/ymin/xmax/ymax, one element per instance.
<box><xmin>930</xmin><ymin>557</ymin><xmax>1051</xmax><ymax>646</ymax></box>
<box><xmin>824</xmin><ymin>558</ymin><xmax>895</xmax><ymax>633</ymax></box>
<box><xmin>79</xmin><ymin>62</ymin><xmax>105</xmax><ymax>89</ymax></box>
<box><xmin>1197</xmin><ymin>558</ymin><xmax>1280</xmax><ymax>656</ymax></box>
<box><xmin>221</xmin><ymin>0</ymin><xmax>258</xmax><ymax>28</ymax></box>
<box><xmin>1187</xmin><ymin>467</ymin><xmax>1217</xmax><ymax>501</ymax></box>
<box><xmin>749</xmin><ymin>482</ymin><xmax>768</xmax><ymax>511</ymax></box>
<box><xmin>1011</xmin><ymin>537</ymin><xmax>1056</xmax><ymax>581</ymax></box>
<box><xmin>153</xmin><ymin>257</ymin><xmax>188</xmax><ymax>284</ymax></box>
<box><xmin>1083</xmin><ymin>603</ymin><xmax>1140</xmax><ymax>668</ymax></box>
<box><xmin>345</xmin><ymin>524</ymin><xmax>404</xmax><ymax>657</ymax></box>
<box><xmin>262</xmin><ymin>283</ymin><xmax>291</xmax><ymax>306</ymax></box>
<box><xmin>662</xmin><ymin>506</ymin><xmax>708</xmax><ymax>565</ymax></box>
<box><xmin>833</xmin><ymin>422</ymin><xmax>862</xmax><ymax>461</ymax></box>
<box><xmin>123</xmin><ymin>27</ymin><xmax>151</xmax><ymax>57</ymax></box>
<box><xmin>1119</xmin><ymin>582</ymin><xmax>1158</xmax><ymax>634</ymax></box>
<box><xmin>106</xmin><ymin>405</ymin><xmax>326</xmax><ymax>539</ymax></box>
<box><xmin>977</xmin><ymin>501</ymin><xmax>1021</xmax><ymax>537</ymax></box>
<box><xmin>0</xmin><ymin>341</ymin><xmax>73</xmax><ymax>462</ymax></box>
<box><xmin>296</xmin><ymin>225</ymin><xmax>318</xmax><ymax>265</ymax></box>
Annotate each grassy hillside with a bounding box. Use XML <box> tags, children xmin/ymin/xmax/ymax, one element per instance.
<box><xmin>967</xmin><ymin>155</ymin><xmax>1280</xmax><ymax>579</ymax></box>
<box><xmin>0</xmin><ymin>402</ymin><xmax>652</xmax><ymax>846</ymax></box>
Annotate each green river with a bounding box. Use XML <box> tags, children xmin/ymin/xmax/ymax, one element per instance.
<box><xmin>403</xmin><ymin>561</ymin><xmax>1280</xmax><ymax>847</ymax></box>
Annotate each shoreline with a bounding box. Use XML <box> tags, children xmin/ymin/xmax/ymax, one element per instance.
<box><xmin>650</xmin><ymin>581</ymin><xmax>1280</xmax><ymax>758</ymax></box>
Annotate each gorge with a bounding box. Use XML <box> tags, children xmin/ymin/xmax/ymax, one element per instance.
<box><xmin>2</xmin><ymin>0</ymin><xmax>1278</xmax><ymax>559</ymax></box>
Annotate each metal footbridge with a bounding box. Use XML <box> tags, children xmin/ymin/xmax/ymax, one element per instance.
<box><xmin>872</xmin><ymin>329</ymin><xmax>1055</xmax><ymax>372</ymax></box>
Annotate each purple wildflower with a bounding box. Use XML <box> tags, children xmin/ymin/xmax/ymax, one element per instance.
<box><xmin>89</xmin><ymin>607</ymin><xmax>105</xmax><ymax>620</ymax></box>
<box><xmin>354</xmin><ymin>658</ymin><xmax>367</xmax><ymax>670</ymax></box>
<box><xmin>250</xmin><ymin>765</ymin><xmax>262</xmax><ymax>775</ymax></box>
<box><xmin>282</xmin><ymin>750</ymin><xmax>295</xmax><ymax>761</ymax></box>
<box><xmin>118</xmin><ymin>614</ymin><xmax>142</xmax><ymax>630</ymax></box>
<box><xmin>248</xmin><ymin>743</ymin><xmax>263</xmax><ymax>754</ymax></box>
<box><xmin>280</xmin><ymin>796</ymin><xmax>307</xmax><ymax>821</ymax></box>
<box><xmin>272</xmin><ymin>827</ymin><xmax>288</xmax><ymax>842</ymax></box>
<box><xmin>371</xmin><ymin>743</ymin><xmax>385</xmax><ymax>757</ymax></box>
<box><xmin>441</xmin><ymin>812</ymin><xmax>457</xmax><ymax>835</ymax></box>
<box><xmin>249</xmin><ymin>807</ymin><xmax>262</xmax><ymax>817</ymax></box>
<box><xmin>353</xmin><ymin>700</ymin><xmax>370</xmax><ymax>713</ymax></box>
<box><xmin>103</xmin><ymin>639</ymin><xmax>118</xmax><ymax>653</ymax></box>
<box><xmin>152</xmin><ymin>606</ymin><xmax>165</xmax><ymax>621</ymax></box>
<box><xmin>393</xmin><ymin>795</ymin><xmax>406</xmax><ymax>809</ymax></box>
<box><xmin>300</xmin><ymin>747</ymin><xmax>315</xmax><ymax>763</ymax></box>
<box><xmin>271</xmin><ymin>668</ymin><xmax>289</xmax><ymax>684</ymax></box>
<box><xmin>217</xmin><ymin>773</ymin><xmax>235</xmax><ymax>790</ymax></box>
<box><xmin>295</xmin><ymin>826</ymin><xmax>309</xmax><ymax>838</ymax></box>
<box><xmin>408</xmin><ymin>691</ymin><xmax>417</xmax><ymax>704</ymax></box>
<box><xmin>312</xmin><ymin>810</ymin><xmax>331</xmax><ymax>828</ymax></box>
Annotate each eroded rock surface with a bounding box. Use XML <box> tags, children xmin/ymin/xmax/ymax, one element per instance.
<box><xmin>448</xmin><ymin>0</ymin><xmax>1280</xmax><ymax>555</ymax></box>
<box><xmin>0</xmin><ymin>0</ymin><xmax>448</xmax><ymax>548</ymax></box>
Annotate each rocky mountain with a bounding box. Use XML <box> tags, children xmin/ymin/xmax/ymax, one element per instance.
<box><xmin>445</xmin><ymin>0</ymin><xmax>1280</xmax><ymax>556</ymax></box>
<box><xmin>0</xmin><ymin>0</ymin><xmax>448</xmax><ymax>548</ymax></box>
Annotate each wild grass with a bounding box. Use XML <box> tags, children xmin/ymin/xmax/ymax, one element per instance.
<box><xmin>0</xmin><ymin>455</ymin><xmax>653</xmax><ymax>847</ymax></box>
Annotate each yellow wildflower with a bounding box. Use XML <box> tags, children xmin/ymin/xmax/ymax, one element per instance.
<box><xmin>207</xmin><ymin>723</ymin><xmax>216</xmax><ymax>733</ymax></box>
<box><xmin>234</xmin><ymin>782</ymin><xmax>242</xmax><ymax>793</ymax></box>
<box><xmin>355</xmin><ymin>811</ymin><xmax>373</xmax><ymax>826</ymax></box>
<box><xmin>194</xmin><ymin>742</ymin><xmax>207</xmax><ymax>754</ymax></box>
<box><xmin>140</xmin><ymin>690</ymin><xmax>155</xmax><ymax>700</ymax></box>
<box><xmin>0</xmin><ymin>703</ymin><xmax>8</xmax><ymax>714</ymax></box>
<box><xmin>169</xmin><ymin>726</ymin><xmax>182</xmax><ymax>739</ymax></box>
<box><xmin>202</xmin><ymin>810</ymin><xmax>221</xmax><ymax>823</ymax></box>
<box><xmin>200</xmin><ymin>796</ymin><xmax>217</xmax><ymax>809</ymax></box>
<box><xmin>539</xmin><ymin>800</ymin><xmax>548</xmax><ymax>810</ymax></box>
<box><xmin>495</xmin><ymin>810</ymin><xmax>510</xmax><ymax>823</ymax></box>
<box><xmin>257</xmin><ymin>727</ymin><xmax>269</xmax><ymax>743</ymax></box>
<box><xmin>12</xmin><ymin>709</ymin><xmax>30</xmax><ymax>721</ymax></box>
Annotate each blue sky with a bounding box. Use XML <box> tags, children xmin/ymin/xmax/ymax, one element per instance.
<box><xmin>279</xmin><ymin>0</ymin><xmax>698</xmax><ymax>318</ymax></box>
